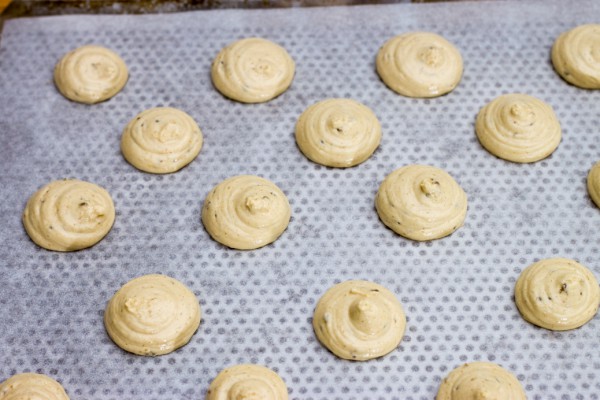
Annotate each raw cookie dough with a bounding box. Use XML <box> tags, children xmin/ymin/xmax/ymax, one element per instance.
<box><xmin>375</xmin><ymin>165</ymin><xmax>467</xmax><ymax>241</ymax></box>
<box><xmin>121</xmin><ymin>107</ymin><xmax>203</xmax><ymax>174</ymax></box>
<box><xmin>295</xmin><ymin>98</ymin><xmax>381</xmax><ymax>168</ymax></box>
<box><xmin>0</xmin><ymin>373</ymin><xmax>69</xmax><ymax>400</ymax></box>
<box><xmin>54</xmin><ymin>45</ymin><xmax>128</xmax><ymax>104</ymax></box>
<box><xmin>587</xmin><ymin>161</ymin><xmax>600</xmax><ymax>208</ymax></box>
<box><xmin>436</xmin><ymin>362</ymin><xmax>526</xmax><ymax>400</ymax></box>
<box><xmin>475</xmin><ymin>93</ymin><xmax>562</xmax><ymax>163</ymax></box>
<box><xmin>515</xmin><ymin>258</ymin><xmax>600</xmax><ymax>331</ymax></box>
<box><xmin>206</xmin><ymin>364</ymin><xmax>288</xmax><ymax>400</ymax></box>
<box><xmin>22</xmin><ymin>179</ymin><xmax>115</xmax><ymax>252</ymax></box>
<box><xmin>201</xmin><ymin>175</ymin><xmax>291</xmax><ymax>250</ymax></box>
<box><xmin>312</xmin><ymin>280</ymin><xmax>406</xmax><ymax>361</ymax></box>
<box><xmin>211</xmin><ymin>37</ymin><xmax>295</xmax><ymax>103</ymax></box>
<box><xmin>376</xmin><ymin>32</ymin><xmax>463</xmax><ymax>98</ymax></box>
<box><xmin>104</xmin><ymin>274</ymin><xmax>201</xmax><ymax>356</ymax></box>
<box><xmin>552</xmin><ymin>24</ymin><xmax>600</xmax><ymax>89</ymax></box>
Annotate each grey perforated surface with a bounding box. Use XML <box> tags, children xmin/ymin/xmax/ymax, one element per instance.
<box><xmin>1</xmin><ymin>1</ymin><xmax>600</xmax><ymax>399</ymax></box>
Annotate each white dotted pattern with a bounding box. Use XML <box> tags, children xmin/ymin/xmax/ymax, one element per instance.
<box><xmin>0</xmin><ymin>2</ymin><xmax>600</xmax><ymax>400</ymax></box>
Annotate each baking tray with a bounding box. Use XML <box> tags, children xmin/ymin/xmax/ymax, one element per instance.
<box><xmin>1</xmin><ymin>1</ymin><xmax>600</xmax><ymax>399</ymax></box>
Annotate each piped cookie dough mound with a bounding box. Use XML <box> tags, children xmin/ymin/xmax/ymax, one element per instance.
<box><xmin>211</xmin><ymin>38</ymin><xmax>295</xmax><ymax>103</ymax></box>
<box><xmin>22</xmin><ymin>179</ymin><xmax>115</xmax><ymax>252</ymax></box>
<box><xmin>436</xmin><ymin>362</ymin><xmax>526</xmax><ymax>400</ymax></box>
<box><xmin>295</xmin><ymin>98</ymin><xmax>381</xmax><ymax>168</ymax></box>
<box><xmin>312</xmin><ymin>280</ymin><xmax>406</xmax><ymax>361</ymax></box>
<box><xmin>104</xmin><ymin>274</ymin><xmax>201</xmax><ymax>356</ymax></box>
<box><xmin>0</xmin><ymin>373</ymin><xmax>70</xmax><ymax>400</ymax></box>
<box><xmin>375</xmin><ymin>165</ymin><xmax>467</xmax><ymax>241</ymax></box>
<box><xmin>201</xmin><ymin>175</ymin><xmax>291</xmax><ymax>250</ymax></box>
<box><xmin>515</xmin><ymin>258</ymin><xmax>600</xmax><ymax>331</ymax></box>
<box><xmin>54</xmin><ymin>45</ymin><xmax>128</xmax><ymax>104</ymax></box>
<box><xmin>552</xmin><ymin>24</ymin><xmax>600</xmax><ymax>89</ymax></box>
<box><xmin>587</xmin><ymin>161</ymin><xmax>600</xmax><ymax>208</ymax></box>
<box><xmin>376</xmin><ymin>32</ymin><xmax>463</xmax><ymax>98</ymax></box>
<box><xmin>475</xmin><ymin>93</ymin><xmax>561</xmax><ymax>163</ymax></box>
<box><xmin>121</xmin><ymin>107</ymin><xmax>203</xmax><ymax>174</ymax></box>
<box><xmin>206</xmin><ymin>364</ymin><xmax>288</xmax><ymax>400</ymax></box>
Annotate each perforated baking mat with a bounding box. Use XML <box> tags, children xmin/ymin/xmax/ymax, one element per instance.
<box><xmin>1</xmin><ymin>1</ymin><xmax>600</xmax><ymax>399</ymax></box>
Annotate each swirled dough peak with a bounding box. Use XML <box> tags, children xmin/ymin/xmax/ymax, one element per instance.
<box><xmin>211</xmin><ymin>38</ymin><xmax>295</xmax><ymax>103</ymax></box>
<box><xmin>376</xmin><ymin>32</ymin><xmax>463</xmax><ymax>98</ymax></box>
<box><xmin>22</xmin><ymin>179</ymin><xmax>115</xmax><ymax>252</ymax></box>
<box><xmin>475</xmin><ymin>93</ymin><xmax>561</xmax><ymax>163</ymax></box>
<box><xmin>515</xmin><ymin>258</ymin><xmax>600</xmax><ymax>331</ymax></box>
<box><xmin>552</xmin><ymin>24</ymin><xmax>600</xmax><ymax>89</ymax></box>
<box><xmin>104</xmin><ymin>274</ymin><xmax>201</xmax><ymax>356</ymax></box>
<box><xmin>436</xmin><ymin>362</ymin><xmax>526</xmax><ymax>400</ymax></box>
<box><xmin>54</xmin><ymin>45</ymin><xmax>128</xmax><ymax>104</ymax></box>
<box><xmin>206</xmin><ymin>364</ymin><xmax>288</xmax><ymax>400</ymax></box>
<box><xmin>587</xmin><ymin>161</ymin><xmax>600</xmax><ymax>208</ymax></box>
<box><xmin>295</xmin><ymin>98</ymin><xmax>381</xmax><ymax>168</ymax></box>
<box><xmin>121</xmin><ymin>107</ymin><xmax>203</xmax><ymax>174</ymax></box>
<box><xmin>0</xmin><ymin>373</ymin><xmax>70</xmax><ymax>400</ymax></box>
<box><xmin>375</xmin><ymin>165</ymin><xmax>467</xmax><ymax>241</ymax></box>
<box><xmin>201</xmin><ymin>175</ymin><xmax>291</xmax><ymax>250</ymax></box>
<box><xmin>312</xmin><ymin>280</ymin><xmax>406</xmax><ymax>361</ymax></box>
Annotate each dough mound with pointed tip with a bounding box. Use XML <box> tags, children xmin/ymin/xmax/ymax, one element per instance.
<box><xmin>587</xmin><ymin>161</ymin><xmax>600</xmax><ymax>208</ymax></box>
<box><xmin>104</xmin><ymin>274</ymin><xmax>201</xmax><ymax>356</ymax></box>
<box><xmin>313</xmin><ymin>280</ymin><xmax>406</xmax><ymax>361</ymax></box>
<box><xmin>375</xmin><ymin>165</ymin><xmax>467</xmax><ymax>241</ymax></box>
<box><xmin>54</xmin><ymin>45</ymin><xmax>128</xmax><ymax>104</ymax></box>
<box><xmin>552</xmin><ymin>24</ymin><xmax>600</xmax><ymax>89</ymax></box>
<box><xmin>376</xmin><ymin>32</ymin><xmax>463</xmax><ymax>98</ymax></box>
<box><xmin>295</xmin><ymin>98</ymin><xmax>381</xmax><ymax>168</ymax></box>
<box><xmin>515</xmin><ymin>258</ymin><xmax>600</xmax><ymax>331</ymax></box>
<box><xmin>211</xmin><ymin>38</ymin><xmax>295</xmax><ymax>103</ymax></box>
<box><xmin>436</xmin><ymin>362</ymin><xmax>526</xmax><ymax>400</ymax></box>
<box><xmin>206</xmin><ymin>364</ymin><xmax>288</xmax><ymax>400</ymax></box>
<box><xmin>22</xmin><ymin>179</ymin><xmax>115</xmax><ymax>252</ymax></box>
<box><xmin>0</xmin><ymin>373</ymin><xmax>70</xmax><ymax>400</ymax></box>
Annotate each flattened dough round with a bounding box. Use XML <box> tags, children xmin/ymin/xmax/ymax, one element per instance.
<box><xmin>313</xmin><ymin>280</ymin><xmax>406</xmax><ymax>361</ymax></box>
<box><xmin>104</xmin><ymin>274</ymin><xmax>201</xmax><ymax>356</ymax></box>
<box><xmin>211</xmin><ymin>38</ymin><xmax>295</xmax><ymax>103</ymax></box>
<box><xmin>295</xmin><ymin>98</ymin><xmax>381</xmax><ymax>168</ymax></box>
<box><xmin>515</xmin><ymin>258</ymin><xmax>600</xmax><ymax>331</ymax></box>
<box><xmin>0</xmin><ymin>373</ymin><xmax>70</xmax><ymax>400</ymax></box>
<box><xmin>475</xmin><ymin>93</ymin><xmax>561</xmax><ymax>163</ymax></box>
<box><xmin>375</xmin><ymin>165</ymin><xmax>467</xmax><ymax>241</ymax></box>
<box><xmin>22</xmin><ymin>179</ymin><xmax>115</xmax><ymax>252</ymax></box>
<box><xmin>201</xmin><ymin>175</ymin><xmax>291</xmax><ymax>250</ymax></box>
<box><xmin>587</xmin><ymin>161</ymin><xmax>600</xmax><ymax>208</ymax></box>
<box><xmin>552</xmin><ymin>24</ymin><xmax>600</xmax><ymax>89</ymax></box>
<box><xmin>376</xmin><ymin>32</ymin><xmax>463</xmax><ymax>98</ymax></box>
<box><xmin>121</xmin><ymin>107</ymin><xmax>203</xmax><ymax>174</ymax></box>
<box><xmin>206</xmin><ymin>364</ymin><xmax>288</xmax><ymax>400</ymax></box>
<box><xmin>54</xmin><ymin>45</ymin><xmax>128</xmax><ymax>104</ymax></box>
<box><xmin>436</xmin><ymin>362</ymin><xmax>526</xmax><ymax>400</ymax></box>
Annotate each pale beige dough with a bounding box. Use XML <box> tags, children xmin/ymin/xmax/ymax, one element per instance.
<box><xmin>206</xmin><ymin>364</ymin><xmax>288</xmax><ymax>400</ymax></box>
<box><xmin>552</xmin><ymin>24</ymin><xmax>600</xmax><ymax>89</ymax></box>
<box><xmin>515</xmin><ymin>258</ymin><xmax>600</xmax><ymax>331</ymax></box>
<box><xmin>312</xmin><ymin>280</ymin><xmax>406</xmax><ymax>361</ymax></box>
<box><xmin>104</xmin><ymin>274</ymin><xmax>201</xmax><ymax>356</ymax></box>
<box><xmin>121</xmin><ymin>107</ymin><xmax>203</xmax><ymax>174</ymax></box>
<box><xmin>0</xmin><ymin>373</ymin><xmax>69</xmax><ymax>400</ymax></box>
<box><xmin>22</xmin><ymin>179</ymin><xmax>115</xmax><ymax>252</ymax></box>
<box><xmin>211</xmin><ymin>38</ymin><xmax>295</xmax><ymax>103</ymax></box>
<box><xmin>375</xmin><ymin>165</ymin><xmax>467</xmax><ymax>241</ymax></box>
<box><xmin>436</xmin><ymin>362</ymin><xmax>526</xmax><ymax>400</ymax></box>
<box><xmin>295</xmin><ymin>98</ymin><xmax>381</xmax><ymax>168</ymax></box>
<box><xmin>587</xmin><ymin>161</ymin><xmax>600</xmax><ymax>208</ymax></box>
<box><xmin>201</xmin><ymin>175</ymin><xmax>291</xmax><ymax>250</ymax></box>
<box><xmin>54</xmin><ymin>45</ymin><xmax>128</xmax><ymax>104</ymax></box>
<box><xmin>475</xmin><ymin>93</ymin><xmax>562</xmax><ymax>163</ymax></box>
<box><xmin>376</xmin><ymin>32</ymin><xmax>463</xmax><ymax>98</ymax></box>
